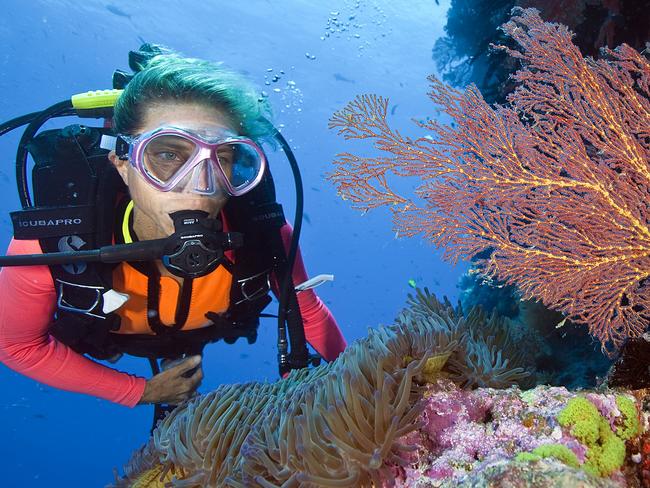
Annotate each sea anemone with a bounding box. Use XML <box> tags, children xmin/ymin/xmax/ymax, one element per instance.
<box><xmin>114</xmin><ymin>289</ymin><xmax>532</xmax><ymax>486</ymax></box>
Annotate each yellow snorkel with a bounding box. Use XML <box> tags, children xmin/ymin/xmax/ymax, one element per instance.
<box><xmin>71</xmin><ymin>89</ymin><xmax>123</xmax><ymax>118</ymax></box>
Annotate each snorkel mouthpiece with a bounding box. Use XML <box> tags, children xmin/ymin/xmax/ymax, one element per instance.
<box><xmin>162</xmin><ymin>210</ymin><xmax>242</xmax><ymax>279</ymax></box>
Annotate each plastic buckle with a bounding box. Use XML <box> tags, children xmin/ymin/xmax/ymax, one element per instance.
<box><xmin>56</xmin><ymin>279</ymin><xmax>105</xmax><ymax>319</ymax></box>
<box><xmin>234</xmin><ymin>269</ymin><xmax>271</xmax><ymax>305</ymax></box>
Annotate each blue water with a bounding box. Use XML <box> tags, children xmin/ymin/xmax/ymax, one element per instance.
<box><xmin>0</xmin><ymin>1</ymin><xmax>464</xmax><ymax>485</ymax></box>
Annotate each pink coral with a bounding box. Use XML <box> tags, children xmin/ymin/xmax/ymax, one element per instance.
<box><xmin>390</xmin><ymin>381</ymin><xmax>640</xmax><ymax>486</ymax></box>
<box><xmin>328</xmin><ymin>8</ymin><xmax>650</xmax><ymax>354</ymax></box>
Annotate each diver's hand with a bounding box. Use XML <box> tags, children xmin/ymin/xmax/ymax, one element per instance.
<box><xmin>138</xmin><ymin>355</ymin><xmax>203</xmax><ymax>405</ymax></box>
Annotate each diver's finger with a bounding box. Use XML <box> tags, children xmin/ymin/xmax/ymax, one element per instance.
<box><xmin>170</xmin><ymin>355</ymin><xmax>202</xmax><ymax>374</ymax></box>
<box><xmin>186</xmin><ymin>365</ymin><xmax>204</xmax><ymax>388</ymax></box>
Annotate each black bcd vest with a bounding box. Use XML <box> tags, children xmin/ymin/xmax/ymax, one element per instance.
<box><xmin>11</xmin><ymin>124</ymin><xmax>301</xmax><ymax>361</ymax></box>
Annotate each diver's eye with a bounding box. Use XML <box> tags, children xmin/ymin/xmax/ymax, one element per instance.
<box><xmin>156</xmin><ymin>151</ymin><xmax>181</xmax><ymax>162</ymax></box>
<box><xmin>217</xmin><ymin>148</ymin><xmax>234</xmax><ymax>167</ymax></box>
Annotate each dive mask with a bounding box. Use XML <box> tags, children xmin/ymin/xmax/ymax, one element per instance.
<box><xmin>115</xmin><ymin>126</ymin><xmax>266</xmax><ymax>196</ymax></box>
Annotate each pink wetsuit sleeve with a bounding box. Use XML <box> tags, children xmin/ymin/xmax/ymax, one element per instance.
<box><xmin>271</xmin><ymin>224</ymin><xmax>347</xmax><ymax>361</ymax></box>
<box><xmin>0</xmin><ymin>238</ymin><xmax>146</xmax><ymax>407</ymax></box>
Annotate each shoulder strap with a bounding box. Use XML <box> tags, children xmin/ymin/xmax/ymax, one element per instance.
<box><xmin>12</xmin><ymin>125</ymin><xmax>128</xmax><ymax>359</ymax></box>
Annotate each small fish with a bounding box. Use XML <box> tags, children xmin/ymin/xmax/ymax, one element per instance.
<box><xmin>390</xmin><ymin>104</ymin><xmax>399</xmax><ymax>115</ymax></box>
<box><xmin>408</xmin><ymin>279</ymin><xmax>417</xmax><ymax>288</ymax></box>
<box><xmin>303</xmin><ymin>213</ymin><xmax>311</xmax><ymax>225</ymax></box>
<box><xmin>333</xmin><ymin>73</ymin><xmax>355</xmax><ymax>84</ymax></box>
<box><xmin>106</xmin><ymin>4</ymin><xmax>131</xmax><ymax>19</ymax></box>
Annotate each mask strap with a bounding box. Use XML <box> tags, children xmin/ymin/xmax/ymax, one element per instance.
<box><xmin>100</xmin><ymin>134</ymin><xmax>117</xmax><ymax>151</ymax></box>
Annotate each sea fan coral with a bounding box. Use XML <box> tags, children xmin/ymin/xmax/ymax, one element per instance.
<box><xmin>328</xmin><ymin>8</ymin><xmax>650</xmax><ymax>354</ymax></box>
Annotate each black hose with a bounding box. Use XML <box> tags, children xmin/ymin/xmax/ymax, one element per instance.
<box><xmin>0</xmin><ymin>111</ymin><xmax>44</xmax><ymax>136</ymax></box>
<box><xmin>0</xmin><ymin>238</ymin><xmax>167</xmax><ymax>268</ymax></box>
<box><xmin>270</xmin><ymin>126</ymin><xmax>307</xmax><ymax>373</ymax></box>
<box><xmin>15</xmin><ymin>100</ymin><xmax>74</xmax><ymax>208</ymax></box>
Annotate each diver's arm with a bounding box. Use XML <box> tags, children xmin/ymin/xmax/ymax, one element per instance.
<box><xmin>270</xmin><ymin>223</ymin><xmax>347</xmax><ymax>361</ymax></box>
<box><xmin>0</xmin><ymin>238</ymin><xmax>146</xmax><ymax>407</ymax></box>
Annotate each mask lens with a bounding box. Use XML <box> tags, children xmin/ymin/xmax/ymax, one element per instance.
<box><xmin>217</xmin><ymin>142</ymin><xmax>263</xmax><ymax>191</ymax></box>
<box><xmin>142</xmin><ymin>134</ymin><xmax>197</xmax><ymax>182</ymax></box>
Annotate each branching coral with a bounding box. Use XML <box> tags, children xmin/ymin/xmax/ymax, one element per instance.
<box><xmin>328</xmin><ymin>8</ymin><xmax>650</xmax><ymax>355</ymax></box>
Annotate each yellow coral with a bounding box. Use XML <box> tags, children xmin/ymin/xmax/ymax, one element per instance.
<box><xmin>557</xmin><ymin>396</ymin><xmax>630</xmax><ymax>477</ymax></box>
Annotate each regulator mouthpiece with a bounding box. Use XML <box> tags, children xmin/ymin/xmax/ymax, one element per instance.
<box><xmin>162</xmin><ymin>210</ymin><xmax>242</xmax><ymax>279</ymax></box>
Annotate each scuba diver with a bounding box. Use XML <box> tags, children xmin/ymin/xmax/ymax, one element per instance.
<box><xmin>0</xmin><ymin>44</ymin><xmax>347</xmax><ymax>417</ymax></box>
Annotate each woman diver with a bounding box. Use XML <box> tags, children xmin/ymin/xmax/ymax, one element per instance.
<box><xmin>0</xmin><ymin>44</ymin><xmax>347</xmax><ymax>408</ymax></box>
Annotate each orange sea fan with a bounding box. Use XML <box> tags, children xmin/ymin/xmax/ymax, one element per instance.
<box><xmin>328</xmin><ymin>8</ymin><xmax>650</xmax><ymax>355</ymax></box>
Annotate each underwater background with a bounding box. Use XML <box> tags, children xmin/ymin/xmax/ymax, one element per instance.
<box><xmin>0</xmin><ymin>1</ymin><xmax>463</xmax><ymax>485</ymax></box>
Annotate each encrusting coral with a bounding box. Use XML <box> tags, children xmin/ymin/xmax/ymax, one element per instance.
<box><xmin>391</xmin><ymin>381</ymin><xmax>646</xmax><ymax>487</ymax></box>
<box><xmin>114</xmin><ymin>289</ymin><xmax>533</xmax><ymax>487</ymax></box>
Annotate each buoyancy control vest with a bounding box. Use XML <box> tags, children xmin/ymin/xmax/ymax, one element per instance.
<box><xmin>10</xmin><ymin>122</ymin><xmax>306</xmax><ymax>364</ymax></box>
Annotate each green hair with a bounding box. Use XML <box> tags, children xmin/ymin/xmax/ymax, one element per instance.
<box><xmin>112</xmin><ymin>45</ymin><xmax>274</xmax><ymax>144</ymax></box>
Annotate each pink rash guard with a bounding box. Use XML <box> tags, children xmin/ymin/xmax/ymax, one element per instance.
<box><xmin>0</xmin><ymin>224</ymin><xmax>346</xmax><ymax>407</ymax></box>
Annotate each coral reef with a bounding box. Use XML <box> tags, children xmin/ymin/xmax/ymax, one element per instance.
<box><xmin>114</xmin><ymin>292</ymin><xmax>650</xmax><ymax>487</ymax></box>
<box><xmin>328</xmin><ymin>8</ymin><xmax>650</xmax><ymax>354</ymax></box>
<box><xmin>390</xmin><ymin>381</ymin><xmax>646</xmax><ymax>487</ymax></box>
